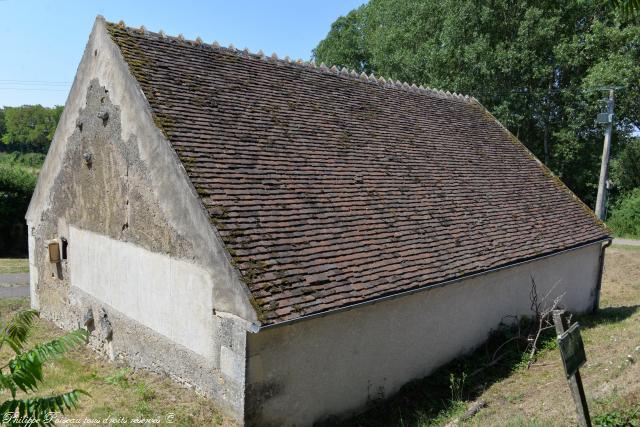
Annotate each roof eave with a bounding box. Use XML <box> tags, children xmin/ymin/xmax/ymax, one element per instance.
<box><xmin>259</xmin><ymin>236</ymin><xmax>612</xmax><ymax>330</ymax></box>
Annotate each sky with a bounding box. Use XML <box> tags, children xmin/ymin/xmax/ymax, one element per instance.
<box><xmin>0</xmin><ymin>0</ymin><xmax>364</xmax><ymax>107</ymax></box>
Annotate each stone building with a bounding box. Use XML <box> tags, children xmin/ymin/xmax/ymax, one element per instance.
<box><xmin>27</xmin><ymin>16</ymin><xmax>611</xmax><ymax>426</ymax></box>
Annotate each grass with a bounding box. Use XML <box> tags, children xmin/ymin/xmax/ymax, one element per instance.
<box><xmin>338</xmin><ymin>246</ymin><xmax>640</xmax><ymax>426</ymax></box>
<box><xmin>0</xmin><ymin>298</ymin><xmax>233</xmax><ymax>426</ymax></box>
<box><xmin>0</xmin><ymin>258</ymin><xmax>29</xmax><ymax>274</ymax></box>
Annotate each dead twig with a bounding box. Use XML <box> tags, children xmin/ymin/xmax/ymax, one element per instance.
<box><xmin>443</xmin><ymin>400</ymin><xmax>487</xmax><ymax>427</ymax></box>
<box><xmin>491</xmin><ymin>337</ymin><xmax>523</xmax><ymax>363</ymax></box>
<box><xmin>526</xmin><ymin>276</ymin><xmax>565</xmax><ymax>368</ymax></box>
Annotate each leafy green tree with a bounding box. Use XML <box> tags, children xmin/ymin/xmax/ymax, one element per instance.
<box><xmin>313</xmin><ymin>5</ymin><xmax>370</xmax><ymax>73</ymax></box>
<box><xmin>1</xmin><ymin>106</ymin><xmax>63</xmax><ymax>153</ymax></box>
<box><xmin>0</xmin><ymin>310</ymin><xmax>88</xmax><ymax>425</ymax></box>
<box><xmin>313</xmin><ymin>0</ymin><xmax>640</xmax><ymax>207</ymax></box>
<box><xmin>611</xmin><ymin>138</ymin><xmax>640</xmax><ymax>195</ymax></box>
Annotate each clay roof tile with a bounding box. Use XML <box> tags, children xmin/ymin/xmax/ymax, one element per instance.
<box><xmin>106</xmin><ymin>22</ymin><xmax>609</xmax><ymax>325</ymax></box>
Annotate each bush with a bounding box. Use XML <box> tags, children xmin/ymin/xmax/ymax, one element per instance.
<box><xmin>0</xmin><ymin>163</ymin><xmax>37</xmax><ymax>256</ymax></box>
<box><xmin>607</xmin><ymin>188</ymin><xmax>640</xmax><ymax>238</ymax></box>
<box><xmin>0</xmin><ymin>152</ymin><xmax>46</xmax><ymax>169</ymax></box>
<box><xmin>0</xmin><ymin>309</ymin><xmax>89</xmax><ymax>424</ymax></box>
<box><xmin>0</xmin><ymin>163</ymin><xmax>37</xmax><ymax>193</ymax></box>
<box><xmin>593</xmin><ymin>408</ymin><xmax>640</xmax><ymax>427</ymax></box>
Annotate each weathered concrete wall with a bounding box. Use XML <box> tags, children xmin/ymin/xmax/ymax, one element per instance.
<box><xmin>26</xmin><ymin>17</ymin><xmax>254</xmax><ymax>421</ymax></box>
<box><xmin>246</xmin><ymin>242</ymin><xmax>602</xmax><ymax>426</ymax></box>
<box><xmin>27</xmin><ymin>78</ymin><xmax>247</xmax><ymax>420</ymax></box>
<box><xmin>27</xmin><ymin>16</ymin><xmax>257</xmax><ymax>325</ymax></box>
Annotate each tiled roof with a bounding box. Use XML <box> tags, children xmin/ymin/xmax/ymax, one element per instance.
<box><xmin>107</xmin><ymin>22</ymin><xmax>610</xmax><ymax>325</ymax></box>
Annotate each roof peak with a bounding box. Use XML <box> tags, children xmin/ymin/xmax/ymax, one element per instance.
<box><xmin>104</xmin><ymin>18</ymin><xmax>477</xmax><ymax>104</ymax></box>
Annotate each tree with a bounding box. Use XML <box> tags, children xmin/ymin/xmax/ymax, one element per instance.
<box><xmin>1</xmin><ymin>106</ymin><xmax>63</xmax><ymax>153</ymax></box>
<box><xmin>0</xmin><ymin>109</ymin><xmax>6</xmax><ymax>139</ymax></box>
<box><xmin>313</xmin><ymin>0</ymin><xmax>640</xmax><ymax>207</ymax></box>
<box><xmin>313</xmin><ymin>5</ymin><xmax>370</xmax><ymax>73</ymax></box>
<box><xmin>0</xmin><ymin>310</ymin><xmax>88</xmax><ymax>425</ymax></box>
<box><xmin>611</xmin><ymin>138</ymin><xmax>640</xmax><ymax>195</ymax></box>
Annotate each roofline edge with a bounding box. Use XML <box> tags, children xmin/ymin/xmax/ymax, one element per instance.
<box><xmin>259</xmin><ymin>236</ymin><xmax>612</xmax><ymax>331</ymax></box>
<box><xmin>103</xmin><ymin>19</ymin><xmax>475</xmax><ymax>104</ymax></box>
<box><xmin>469</xmin><ymin>98</ymin><xmax>610</xmax><ymax>234</ymax></box>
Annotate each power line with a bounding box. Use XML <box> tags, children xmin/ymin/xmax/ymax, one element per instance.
<box><xmin>0</xmin><ymin>79</ymin><xmax>71</xmax><ymax>85</ymax></box>
<box><xmin>0</xmin><ymin>79</ymin><xmax>71</xmax><ymax>95</ymax></box>
<box><xmin>0</xmin><ymin>89</ymin><xmax>68</xmax><ymax>93</ymax></box>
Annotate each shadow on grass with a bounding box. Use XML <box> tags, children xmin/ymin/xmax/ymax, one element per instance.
<box><xmin>327</xmin><ymin>306</ymin><xmax>639</xmax><ymax>427</ymax></box>
<box><xmin>578</xmin><ymin>305</ymin><xmax>639</xmax><ymax>329</ymax></box>
<box><xmin>322</xmin><ymin>319</ymin><xmax>556</xmax><ymax>427</ymax></box>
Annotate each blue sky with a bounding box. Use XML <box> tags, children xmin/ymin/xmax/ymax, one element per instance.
<box><xmin>0</xmin><ymin>0</ymin><xmax>364</xmax><ymax>107</ymax></box>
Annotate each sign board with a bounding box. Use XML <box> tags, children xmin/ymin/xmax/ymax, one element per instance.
<box><xmin>558</xmin><ymin>322</ymin><xmax>586</xmax><ymax>378</ymax></box>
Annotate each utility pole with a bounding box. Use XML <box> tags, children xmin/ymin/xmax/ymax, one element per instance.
<box><xmin>594</xmin><ymin>89</ymin><xmax>615</xmax><ymax>221</ymax></box>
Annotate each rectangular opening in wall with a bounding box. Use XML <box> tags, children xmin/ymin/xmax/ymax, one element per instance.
<box><xmin>61</xmin><ymin>238</ymin><xmax>68</xmax><ymax>260</ymax></box>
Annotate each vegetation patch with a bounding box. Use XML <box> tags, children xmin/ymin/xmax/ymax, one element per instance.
<box><xmin>608</xmin><ymin>188</ymin><xmax>640</xmax><ymax>238</ymax></box>
<box><xmin>333</xmin><ymin>316</ymin><xmax>556</xmax><ymax>427</ymax></box>
<box><xmin>0</xmin><ymin>162</ymin><xmax>38</xmax><ymax>256</ymax></box>
<box><xmin>0</xmin><ymin>297</ymin><xmax>233</xmax><ymax>426</ymax></box>
<box><xmin>0</xmin><ymin>258</ymin><xmax>29</xmax><ymax>274</ymax></box>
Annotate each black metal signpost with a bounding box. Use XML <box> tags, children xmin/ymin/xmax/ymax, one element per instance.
<box><xmin>553</xmin><ymin>310</ymin><xmax>591</xmax><ymax>427</ymax></box>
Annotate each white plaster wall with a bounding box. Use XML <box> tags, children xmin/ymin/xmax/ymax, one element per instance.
<box><xmin>246</xmin><ymin>242</ymin><xmax>603</xmax><ymax>426</ymax></box>
<box><xmin>69</xmin><ymin>226</ymin><xmax>215</xmax><ymax>359</ymax></box>
<box><xmin>27</xmin><ymin>223</ymin><xmax>39</xmax><ymax>310</ymax></box>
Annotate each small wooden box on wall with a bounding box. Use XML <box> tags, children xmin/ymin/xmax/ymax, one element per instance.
<box><xmin>48</xmin><ymin>240</ymin><xmax>61</xmax><ymax>263</ymax></box>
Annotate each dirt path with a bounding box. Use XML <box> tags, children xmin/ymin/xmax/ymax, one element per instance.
<box><xmin>614</xmin><ymin>238</ymin><xmax>640</xmax><ymax>247</ymax></box>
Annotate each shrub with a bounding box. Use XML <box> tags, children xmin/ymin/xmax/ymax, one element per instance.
<box><xmin>607</xmin><ymin>188</ymin><xmax>640</xmax><ymax>238</ymax></box>
<box><xmin>0</xmin><ymin>163</ymin><xmax>37</xmax><ymax>256</ymax></box>
<box><xmin>0</xmin><ymin>163</ymin><xmax>37</xmax><ymax>194</ymax></box>
<box><xmin>0</xmin><ymin>309</ymin><xmax>89</xmax><ymax>424</ymax></box>
<box><xmin>593</xmin><ymin>408</ymin><xmax>640</xmax><ymax>427</ymax></box>
<box><xmin>0</xmin><ymin>152</ymin><xmax>46</xmax><ymax>169</ymax></box>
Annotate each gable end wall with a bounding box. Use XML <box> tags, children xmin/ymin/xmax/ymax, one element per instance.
<box><xmin>26</xmin><ymin>17</ymin><xmax>254</xmax><ymax>422</ymax></box>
